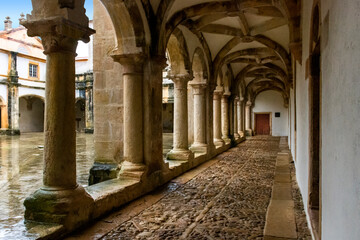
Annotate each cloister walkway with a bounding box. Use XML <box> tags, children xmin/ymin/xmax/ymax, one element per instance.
<box><xmin>67</xmin><ymin>136</ymin><xmax>311</xmax><ymax>240</ymax></box>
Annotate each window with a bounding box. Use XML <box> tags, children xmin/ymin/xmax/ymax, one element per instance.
<box><xmin>29</xmin><ymin>63</ymin><xmax>38</xmax><ymax>78</ymax></box>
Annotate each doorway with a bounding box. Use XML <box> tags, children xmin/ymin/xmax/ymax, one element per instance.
<box><xmin>308</xmin><ymin>2</ymin><xmax>321</xmax><ymax>239</ymax></box>
<box><xmin>255</xmin><ymin>113</ymin><xmax>271</xmax><ymax>135</ymax></box>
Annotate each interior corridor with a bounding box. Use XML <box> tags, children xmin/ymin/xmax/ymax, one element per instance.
<box><xmin>67</xmin><ymin>137</ymin><xmax>311</xmax><ymax>240</ymax></box>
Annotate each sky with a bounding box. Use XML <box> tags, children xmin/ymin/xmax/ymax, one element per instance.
<box><xmin>0</xmin><ymin>0</ymin><xmax>93</xmax><ymax>30</ymax></box>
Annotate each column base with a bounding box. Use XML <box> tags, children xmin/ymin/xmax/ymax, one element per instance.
<box><xmin>234</xmin><ymin>133</ymin><xmax>240</xmax><ymax>140</ymax></box>
<box><xmin>246</xmin><ymin>129</ymin><xmax>253</xmax><ymax>136</ymax></box>
<box><xmin>222</xmin><ymin>136</ymin><xmax>231</xmax><ymax>144</ymax></box>
<box><xmin>238</xmin><ymin>131</ymin><xmax>245</xmax><ymax>138</ymax></box>
<box><xmin>190</xmin><ymin>143</ymin><xmax>208</xmax><ymax>154</ymax></box>
<box><xmin>166</xmin><ymin>149</ymin><xmax>194</xmax><ymax>161</ymax></box>
<box><xmin>24</xmin><ymin>185</ymin><xmax>94</xmax><ymax>231</ymax></box>
<box><xmin>214</xmin><ymin>138</ymin><xmax>225</xmax><ymax>147</ymax></box>
<box><xmin>0</xmin><ymin>129</ymin><xmax>20</xmax><ymax>135</ymax></box>
<box><xmin>119</xmin><ymin>161</ymin><xmax>146</xmax><ymax>180</ymax></box>
<box><xmin>88</xmin><ymin>162</ymin><xmax>119</xmax><ymax>185</ymax></box>
<box><xmin>84</xmin><ymin>128</ymin><xmax>94</xmax><ymax>134</ymax></box>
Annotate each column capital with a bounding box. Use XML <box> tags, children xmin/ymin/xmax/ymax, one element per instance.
<box><xmin>22</xmin><ymin>17</ymin><xmax>95</xmax><ymax>54</ymax></box>
<box><xmin>246</xmin><ymin>101</ymin><xmax>252</xmax><ymax>107</ymax></box>
<box><xmin>190</xmin><ymin>83</ymin><xmax>207</xmax><ymax>95</ymax></box>
<box><xmin>168</xmin><ymin>74</ymin><xmax>193</xmax><ymax>89</ymax></box>
<box><xmin>111</xmin><ymin>53</ymin><xmax>146</xmax><ymax>74</ymax></box>
<box><xmin>213</xmin><ymin>89</ymin><xmax>223</xmax><ymax>100</ymax></box>
<box><xmin>222</xmin><ymin>92</ymin><xmax>230</xmax><ymax>99</ymax></box>
<box><xmin>234</xmin><ymin>96</ymin><xmax>239</xmax><ymax>101</ymax></box>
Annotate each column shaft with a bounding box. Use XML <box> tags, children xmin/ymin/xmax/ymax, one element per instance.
<box><xmin>233</xmin><ymin>97</ymin><xmax>240</xmax><ymax>139</ymax></box>
<box><xmin>213</xmin><ymin>91</ymin><xmax>224</xmax><ymax>146</ymax></box>
<box><xmin>44</xmin><ymin>51</ymin><xmax>77</xmax><ymax>188</ymax></box>
<box><xmin>237</xmin><ymin>99</ymin><xmax>244</xmax><ymax>137</ymax></box>
<box><xmin>167</xmin><ymin>75</ymin><xmax>194</xmax><ymax>160</ymax></box>
<box><xmin>190</xmin><ymin>83</ymin><xmax>207</xmax><ymax>153</ymax></box>
<box><xmin>221</xmin><ymin>94</ymin><xmax>230</xmax><ymax>141</ymax></box>
<box><xmin>85</xmin><ymin>73</ymin><xmax>94</xmax><ymax>133</ymax></box>
<box><xmin>113</xmin><ymin>54</ymin><xmax>146</xmax><ymax>175</ymax></box>
<box><xmin>245</xmin><ymin>101</ymin><xmax>253</xmax><ymax>136</ymax></box>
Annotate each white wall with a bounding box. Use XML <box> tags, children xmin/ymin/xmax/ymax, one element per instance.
<box><xmin>0</xmin><ymin>52</ymin><xmax>8</xmax><ymax>76</ymax></box>
<box><xmin>320</xmin><ymin>0</ymin><xmax>360</xmax><ymax>239</ymax></box>
<box><xmin>17</xmin><ymin>56</ymin><xmax>46</xmax><ymax>81</ymax></box>
<box><xmin>252</xmin><ymin>90</ymin><xmax>288</xmax><ymax>136</ymax></box>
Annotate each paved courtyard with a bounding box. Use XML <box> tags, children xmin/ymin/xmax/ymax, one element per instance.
<box><xmin>68</xmin><ymin>136</ymin><xmax>311</xmax><ymax>240</ymax></box>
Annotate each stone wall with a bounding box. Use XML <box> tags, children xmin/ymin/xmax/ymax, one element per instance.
<box><xmin>93</xmin><ymin>0</ymin><xmax>124</xmax><ymax>164</ymax></box>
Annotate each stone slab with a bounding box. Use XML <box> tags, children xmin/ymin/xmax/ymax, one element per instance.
<box><xmin>274</xmin><ymin>173</ymin><xmax>291</xmax><ymax>183</ymax></box>
<box><xmin>272</xmin><ymin>183</ymin><xmax>292</xmax><ymax>200</ymax></box>
<box><xmin>264</xmin><ymin>200</ymin><xmax>297</xmax><ymax>239</ymax></box>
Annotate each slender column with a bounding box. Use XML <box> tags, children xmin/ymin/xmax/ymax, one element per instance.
<box><xmin>22</xmin><ymin>9</ymin><xmax>95</xmax><ymax>227</ymax></box>
<box><xmin>6</xmin><ymin>51</ymin><xmax>20</xmax><ymax>135</ymax></box>
<box><xmin>213</xmin><ymin>90</ymin><xmax>224</xmax><ymax>147</ymax></box>
<box><xmin>221</xmin><ymin>93</ymin><xmax>231</xmax><ymax>142</ymax></box>
<box><xmin>190</xmin><ymin>83</ymin><xmax>207</xmax><ymax>153</ymax></box>
<box><xmin>245</xmin><ymin>101</ymin><xmax>253</xmax><ymax>136</ymax></box>
<box><xmin>233</xmin><ymin>97</ymin><xmax>240</xmax><ymax>140</ymax></box>
<box><xmin>237</xmin><ymin>97</ymin><xmax>244</xmax><ymax>137</ymax></box>
<box><xmin>84</xmin><ymin>73</ymin><xmax>94</xmax><ymax>133</ymax></box>
<box><xmin>167</xmin><ymin>74</ymin><xmax>194</xmax><ymax>160</ymax></box>
<box><xmin>112</xmin><ymin>54</ymin><xmax>146</xmax><ymax>177</ymax></box>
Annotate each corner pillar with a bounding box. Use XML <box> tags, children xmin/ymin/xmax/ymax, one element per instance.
<box><xmin>6</xmin><ymin>51</ymin><xmax>20</xmax><ymax>135</ymax></box>
<box><xmin>167</xmin><ymin>74</ymin><xmax>194</xmax><ymax>161</ymax></box>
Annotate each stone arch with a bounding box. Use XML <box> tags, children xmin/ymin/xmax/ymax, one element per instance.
<box><xmin>166</xmin><ymin>28</ymin><xmax>191</xmax><ymax>76</ymax></box>
<box><xmin>100</xmin><ymin>0</ymin><xmax>149</xmax><ymax>55</ymax></box>
<box><xmin>75</xmin><ymin>98</ymin><xmax>86</xmax><ymax>132</ymax></box>
<box><xmin>308</xmin><ymin>0</ymin><xmax>321</xmax><ymax>237</ymax></box>
<box><xmin>191</xmin><ymin>47</ymin><xmax>208</xmax><ymax>83</ymax></box>
<box><xmin>19</xmin><ymin>95</ymin><xmax>44</xmax><ymax>132</ymax></box>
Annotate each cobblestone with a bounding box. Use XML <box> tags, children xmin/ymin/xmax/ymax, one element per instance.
<box><xmin>102</xmin><ymin>136</ymin><xmax>292</xmax><ymax>240</ymax></box>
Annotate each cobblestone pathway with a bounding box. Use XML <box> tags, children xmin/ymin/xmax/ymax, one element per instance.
<box><xmin>101</xmin><ymin>136</ymin><xmax>293</xmax><ymax>240</ymax></box>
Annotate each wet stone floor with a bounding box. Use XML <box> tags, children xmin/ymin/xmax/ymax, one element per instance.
<box><xmin>75</xmin><ymin>136</ymin><xmax>310</xmax><ymax>240</ymax></box>
<box><xmin>0</xmin><ymin>133</ymin><xmax>95</xmax><ymax>239</ymax></box>
<box><xmin>0</xmin><ymin>133</ymin><xmax>174</xmax><ymax>240</ymax></box>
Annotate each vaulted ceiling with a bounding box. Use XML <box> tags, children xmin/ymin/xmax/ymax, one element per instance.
<box><xmin>145</xmin><ymin>0</ymin><xmax>300</xmax><ymax>102</ymax></box>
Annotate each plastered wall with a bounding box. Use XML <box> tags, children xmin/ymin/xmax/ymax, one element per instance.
<box><xmin>252</xmin><ymin>90</ymin><xmax>288</xmax><ymax>136</ymax></box>
<box><xmin>289</xmin><ymin>0</ymin><xmax>360</xmax><ymax>239</ymax></box>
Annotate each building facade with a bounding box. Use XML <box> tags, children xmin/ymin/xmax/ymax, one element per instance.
<box><xmin>0</xmin><ymin>16</ymin><xmax>94</xmax><ymax>134</ymax></box>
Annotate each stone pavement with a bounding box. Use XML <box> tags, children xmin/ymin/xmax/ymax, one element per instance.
<box><xmin>67</xmin><ymin>136</ymin><xmax>311</xmax><ymax>240</ymax></box>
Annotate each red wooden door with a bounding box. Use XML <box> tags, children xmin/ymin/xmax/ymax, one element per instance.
<box><xmin>256</xmin><ymin>114</ymin><xmax>270</xmax><ymax>135</ymax></box>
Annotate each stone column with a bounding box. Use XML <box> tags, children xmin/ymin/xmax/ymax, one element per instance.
<box><xmin>221</xmin><ymin>93</ymin><xmax>231</xmax><ymax>142</ymax></box>
<box><xmin>167</xmin><ymin>74</ymin><xmax>194</xmax><ymax>161</ymax></box>
<box><xmin>22</xmin><ymin>11</ymin><xmax>95</xmax><ymax>228</ymax></box>
<box><xmin>245</xmin><ymin>101</ymin><xmax>253</xmax><ymax>136</ymax></box>
<box><xmin>84</xmin><ymin>73</ymin><xmax>94</xmax><ymax>133</ymax></box>
<box><xmin>190</xmin><ymin>83</ymin><xmax>207</xmax><ymax>153</ymax></box>
<box><xmin>233</xmin><ymin>97</ymin><xmax>240</xmax><ymax>140</ymax></box>
<box><xmin>112</xmin><ymin>54</ymin><xmax>146</xmax><ymax>178</ymax></box>
<box><xmin>237</xmin><ymin>97</ymin><xmax>244</xmax><ymax>137</ymax></box>
<box><xmin>6</xmin><ymin>51</ymin><xmax>20</xmax><ymax>135</ymax></box>
<box><xmin>213</xmin><ymin>90</ymin><xmax>224</xmax><ymax>147</ymax></box>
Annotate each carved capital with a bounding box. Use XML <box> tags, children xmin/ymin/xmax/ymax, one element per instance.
<box><xmin>213</xmin><ymin>89</ymin><xmax>223</xmax><ymax>100</ymax></box>
<box><xmin>168</xmin><ymin>74</ymin><xmax>192</xmax><ymax>90</ymax></box>
<box><xmin>246</xmin><ymin>101</ymin><xmax>252</xmax><ymax>107</ymax></box>
<box><xmin>22</xmin><ymin>17</ymin><xmax>95</xmax><ymax>54</ymax></box>
<box><xmin>190</xmin><ymin>83</ymin><xmax>207</xmax><ymax>95</ymax></box>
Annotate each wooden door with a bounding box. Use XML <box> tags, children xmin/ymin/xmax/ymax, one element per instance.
<box><xmin>256</xmin><ymin>114</ymin><xmax>270</xmax><ymax>135</ymax></box>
